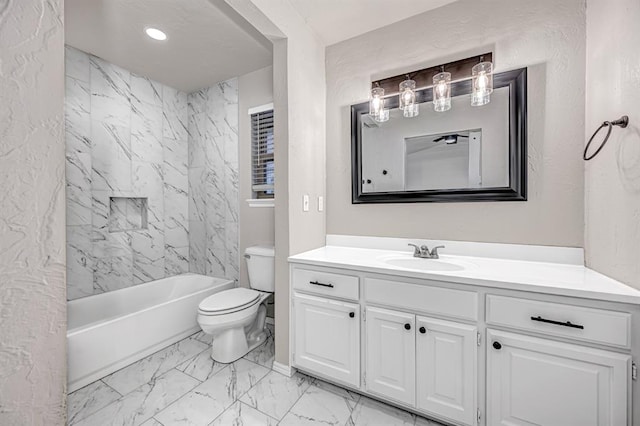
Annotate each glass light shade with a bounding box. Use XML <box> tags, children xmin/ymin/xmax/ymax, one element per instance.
<box><xmin>403</xmin><ymin>103</ymin><xmax>419</xmax><ymax>118</ymax></box>
<box><xmin>399</xmin><ymin>79</ymin><xmax>417</xmax><ymax>117</ymax></box>
<box><xmin>369</xmin><ymin>86</ymin><xmax>389</xmax><ymax>122</ymax></box>
<box><xmin>432</xmin><ymin>71</ymin><xmax>451</xmax><ymax>112</ymax></box>
<box><xmin>471</xmin><ymin>61</ymin><xmax>493</xmax><ymax>106</ymax></box>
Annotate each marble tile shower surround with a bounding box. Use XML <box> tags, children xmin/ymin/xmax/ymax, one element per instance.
<box><xmin>187</xmin><ymin>80</ymin><xmax>240</xmax><ymax>280</ymax></box>
<box><xmin>65</xmin><ymin>46</ymin><xmax>239</xmax><ymax>300</ymax></box>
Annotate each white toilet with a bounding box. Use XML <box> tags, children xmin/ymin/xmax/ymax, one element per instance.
<box><xmin>197</xmin><ymin>245</ymin><xmax>275</xmax><ymax>363</ymax></box>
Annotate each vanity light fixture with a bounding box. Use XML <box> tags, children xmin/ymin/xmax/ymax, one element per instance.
<box><xmin>433</xmin><ymin>67</ymin><xmax>452</xmax><ymax>112</ymax></box>
<box><xmin>145</xmin><ymin>27</ymin><xmax>168</xmax><ymax>41</ymax></box>
<box><xmin>399</xmin><ymin>76</ymin><xmax>419</xmax><ymax>118</ymax></box>
<box><xmin>369</xmin><ymin>83</ymin><xmax>389</xmax><ymax>123</ymax></box>
<box><xmin>471</xmin><ymin>57</ymin><xmax>493</xmax><ymax>106</ymax></box>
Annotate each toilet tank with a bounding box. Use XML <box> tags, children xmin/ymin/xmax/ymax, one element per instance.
<box><xmin>245</xmin><ymin>245</ymin><xmax>275</xmax><ymax>292</ymax></box>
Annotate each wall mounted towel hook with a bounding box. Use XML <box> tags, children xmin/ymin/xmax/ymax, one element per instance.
<box><xmin>583</xmin><ymin>115</ymin><xmax>629</xmax><ymax>161</ymax></box>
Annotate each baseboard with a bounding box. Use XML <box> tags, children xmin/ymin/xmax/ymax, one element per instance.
<box><xmin>272</xmin><ymin>361</ymin><xmax>294</xmax><ymax>377</ymax></box>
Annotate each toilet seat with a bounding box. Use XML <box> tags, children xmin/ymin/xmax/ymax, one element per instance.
<box><xmin>198</xmin><ymin>288</ymin><xmax>261</xmax><ymax>316</ymax></box>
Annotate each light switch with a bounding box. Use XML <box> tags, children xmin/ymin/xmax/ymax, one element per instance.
<box><xmin>318</xmin><ymin>196</ymin><xmax>324</xmax><ymax>212</ymax></box>
<box><xmin>303</xmin><ymin>194</ymin><xmax>309</xmax><ymax>212</ymax></box>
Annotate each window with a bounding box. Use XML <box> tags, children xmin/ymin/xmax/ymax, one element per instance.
<box><xmin>251</xmin><ymin>106</ymin><xmax>274</xmax><ymax>198</ymax></box>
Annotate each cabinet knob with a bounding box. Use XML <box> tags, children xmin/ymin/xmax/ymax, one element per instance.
<box><xmin>419</xmin><ymin>326</ymin><xmax>426</xmax><ymax>334</ymax></box>
<box><xmin>349</xmin><ymin>312</ymin><xmax>355</xmax><ymax>318</ymax></box>
<box><xmin>493</xmin><ymin>341</ymin><xmax>502</xmax><ymax>350</ymax></box>
<box><xmin>404</xmin><ymin>323</ymin><xmax>411</xmax><ymax>330</ymax></box>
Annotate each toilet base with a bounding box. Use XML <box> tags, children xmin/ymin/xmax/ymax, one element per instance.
<box><xmin>207</xmin><ymin>300</ymin><xmax>269</xmax><ymax>363</ymax></box>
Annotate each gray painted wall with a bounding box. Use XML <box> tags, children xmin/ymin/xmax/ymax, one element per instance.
<box><xmin>0</xmin><ymin>0</ymin><xmax>67</xmax><ymax>424</ymax></box>
<box><xmin>238</xmin><ymin>66</ymin><xmax>275</xmax><ymax>288</ymax></box>
<box><xmin>326</xmin><ymin>0</ymin><xmax>586</xmax><ymax>248</ymax></box>
<box><xmin>585</xmin><ymin>0</ymin><xmax>640</xmax><ymax>289</ymax></box>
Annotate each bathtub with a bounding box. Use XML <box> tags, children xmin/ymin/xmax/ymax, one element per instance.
<box><xmin>67</xmin><ymin>273</ymin><xmax>234</xmax><ymax>392</ymax></box>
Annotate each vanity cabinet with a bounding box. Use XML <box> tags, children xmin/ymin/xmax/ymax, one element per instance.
<box><xmin>416</xmin><ymin>317</ymin><xmax>477</xmax><ymax>426</ymax></box>
<box><xmin>293</xmin><ymin>292</ymin><xmax>360</xmax><ymax>387</ymax></box>
<box><xmin>290</xmin><ymin>260</ymin><xmax>637</xmax><ymax>426</ymax></box>
<box><xmin>365</xmin><ymin>307</ymin><xmax>416</xmax><ymax>405</ymax></box>
<box><xmin>486</xmin><ymin>330</ymin><xmax>630</xmax><ymax>426</ymax></box>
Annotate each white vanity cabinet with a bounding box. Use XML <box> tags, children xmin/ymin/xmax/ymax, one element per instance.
<box><xmin>416</xmin><ymin>317</ymin><xmax>478</xmax><ymax>426</ymax></box>
<box><xmin>289</xmin><ymin>256</ymin><xmax>638</xmax><ymax>426</ymax></box>
<box><xmin>291</xmin><ymin>267</ymin><xmax>361</xmax><ymax>388</ymax></box>
<box><xmin>365</xmin><ymin>306</ymin><xmax>416</xmax><ymax>406</ymax></box>
<box><xmin>486</xmin><ymin>330</ymin><xmax>630</xmax><ymax>426</ymax></box>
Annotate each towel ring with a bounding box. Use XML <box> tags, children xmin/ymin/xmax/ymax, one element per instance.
<box><xmin>583</xmin><ymin>115</ymin><xmax>629</xmax><ymax>161</ymax></box>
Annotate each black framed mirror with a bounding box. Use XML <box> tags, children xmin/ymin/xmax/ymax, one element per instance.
<box><xmin>351</xmin><ymin>67</ymin><xmax>527</xmax><ymax>203</ymax></box>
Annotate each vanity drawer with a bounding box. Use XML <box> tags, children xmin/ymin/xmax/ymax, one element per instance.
<box><xmin>365</xmin><ymin>278</ymin><xmax>478</xmax><ymax>321</ymax></box>
<box><xmin>293</xmin><ymin>267</ymin><xmax>359</xmax><ymax>301</ymax></box>
<box><xmin>486</xmin><ymin>295</ymin><xmax>631</xmax><ymax>348</ymax></box>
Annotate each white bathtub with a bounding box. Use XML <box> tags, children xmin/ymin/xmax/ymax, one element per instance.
<box><xmin>67</xmin><ymin>273</ymin><xmax>234</xmax><ymax>392</ymax></box>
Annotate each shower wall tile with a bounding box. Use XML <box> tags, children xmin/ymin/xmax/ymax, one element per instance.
<box><xmin>67</xmin><ymin>225</ymin><xmax>94</xmax><ymax>300</ymax></box>
<box><xmin>91</xmin><ymin>122</ymin><xmax>132</xmax><ymax>192</ymax></box>
<box><xmin>131</xmin><ymin>74</ymin><xmax>163</xmax><ymax>109</ymax></box>
<box><xmin>90</xmin><ymin>56</ymin><xmax>131</xmax><ymax>128</ymax></box>
<box><xmin>187</xmin><ymin>78</ymin><xmax>239</xmax><ymax>282</ymax></box>
<box><xmin>132</xmin><ymin>223</ymin><xmax>165</xmax><ymax>284</ymax></box>
<box><xmin>131</xmin><ymin>101</ymin><xmax>163</xmax><ymax>163</ymax></box>
<box><xmin>65</xmin><ymin>45</ymin><xmax>91</xmax><ymax>82</ymax></box>
<box><xmin>66</xmin><ymin>152</ymin><xmax>92</xmax><ymax>226</ymax></box>
<box><xmin>66</xmin><ymin>47</ymin><xmax>191</xmax><ymax>300</ymax></box>
<box><xmin>165</xmin><ymin>245</ymin><xmax>189</xmax><ymax>276</ymax></box>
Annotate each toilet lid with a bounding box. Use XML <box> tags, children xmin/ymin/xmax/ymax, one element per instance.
<box><xmin>198</xmin><ymin>288</ymin><xmax>261</xmax><ymax>314</ymax></box>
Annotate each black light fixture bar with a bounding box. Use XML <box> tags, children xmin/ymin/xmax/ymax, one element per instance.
<box><xmin>372</xmin><ymin>52</ymin><xmax>493</xmax><ymax>95</ymax></box>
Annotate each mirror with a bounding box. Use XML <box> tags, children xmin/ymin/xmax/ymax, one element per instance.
<box><xmin>351</xmin><ymin>68</ymin><xmax>527</xmax><ymax>203</ymax></box>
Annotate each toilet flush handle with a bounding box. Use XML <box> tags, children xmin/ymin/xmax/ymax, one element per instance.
<box><xmin>244</xmin><ymin>254</ymin><xmax>251</xmax><ymax>259</ymax></box>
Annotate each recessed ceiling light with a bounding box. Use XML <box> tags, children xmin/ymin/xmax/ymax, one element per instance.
<box><xmin>145</xmin><ymin>27</ymin><xmax>167</xmax><ymax>41</ymax></box>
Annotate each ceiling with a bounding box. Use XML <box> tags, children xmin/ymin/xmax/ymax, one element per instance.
<box><xmin>65</xmin><ymin>0</ymin><xmax>272</xmax><ymax>93</ymax></box>
<box><xmin>288</xmin><ymin>0</ymin><xmax>458</xmax><ymax>46</ymax></box>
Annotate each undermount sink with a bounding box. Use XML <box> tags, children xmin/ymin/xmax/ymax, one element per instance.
<box><xmin>379</xmin><ymin>256</ymin><xmax>469</xmax><ymax>272</ymax></box>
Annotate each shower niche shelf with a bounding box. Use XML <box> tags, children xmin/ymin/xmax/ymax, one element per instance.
<box><xmin>109</xmin><ymin>196</ymin><xmax>148</xmax><ymax>233</ymax></box>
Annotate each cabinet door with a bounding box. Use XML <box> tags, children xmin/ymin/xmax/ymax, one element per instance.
<box><xmin>293</xmin><ymin>293</ymin><xmax>360</xmax><ymax>387</ymax></box>
<box><xmin>416</xmin><ymin>316</ymin><xmax>477</xmax><ymax>426</ymax></box>
<box><xmin>487</xmin><ymin>330</ymin><xmax>630</xmax><ymax>426</ymax></box>
<box><xmin>365</xmin><ymin>306</ymin><xmax>415</xmax><ymax>406</ymax></box>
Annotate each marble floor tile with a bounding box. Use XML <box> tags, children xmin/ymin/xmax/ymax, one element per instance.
<box><xmin>347</xmin><ymin>396</ymin><xmax>416</xmax><ymax>426</ymax></box>
<box><xmin>176</xmin><ymin>348</ymin><xmax>226</xmax><ymax>382</ymax></box>
<box><xmin>67</xmin><ymin>380</ymin><xmax>121</xmax><ymax>425</ymax></box>
<box><xmin>414</xmin><ymin>415</ymin><xmax>447</xmax><ymax>426</ymax></box>
<box><xmin>102</xmin><ymin>337</ymin><xmax>208</xmax><ymax>395</ymax></box>
<box><xmin>242</xmin><ymin>334</ymin><xmax>274</xmax><ymax>369</ymax></box>
<box><xmin>280</xmin><ymin>385</ymin><xmax>357</xmax><ymax>426</ymax></box>
<box><xmin>155</xmin><ymin>359</ymin><xmax>270</xmax><ymax>426</ymax></box>
<box><xmin>74</xmin><ymin>369</ymin><xmax>199</xmax><ymax>426</ymax></box>
<box><xmin>209</xmin><ymin>401</ymin><xmax>278</xmax><ymax>426</ymax></box>
<box><xmin>140</xmin><ymin>419</ymin><xmax>164</xmax><ymax>426</ymax></box>
<box><xmin>308</xmin><ymin>377</ymin><xmax>362</xmax><ymax>403</ymax></box>
<box><xmin>239</xmin><ymin>371</ymin><xmax>311</xmax><ymax>420</ymax></box>
<box><xmin>189</xmin><ymin>330</ymin><xmax>212</xmax><ymax>345</ymax></box>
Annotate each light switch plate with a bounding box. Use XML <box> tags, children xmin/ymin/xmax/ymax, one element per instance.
<box><xmin>303</xmin><ymin>194</ymin><xmax>309</xmax><ymax>212</ymax></box>
<box><xmin>318</xmin><ymin>196</ymin><xmax>324</xmax><ymax>212</ymax></box>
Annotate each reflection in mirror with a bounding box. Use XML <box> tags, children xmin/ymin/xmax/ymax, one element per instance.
<box><xmin>362</xmin><ymin>86</ymin><xmax>509</xmax><ymax>193</ymax></box>
<box><xmin>352</xmin><ymin>68</ymin><xmax>527</xmax><ymax>203</ymax></box>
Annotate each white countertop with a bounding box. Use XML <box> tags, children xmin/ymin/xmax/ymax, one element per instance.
<box><xmin>289</xmin><ymin>245</ymin><xmax>640</xmax><ymax>305</ymax></box>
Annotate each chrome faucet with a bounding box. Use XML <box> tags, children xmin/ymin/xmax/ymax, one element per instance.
<box><xmin>408</xmin><ymin>243</ymin><xmax>445</xmax><ymax>259</ymax></box>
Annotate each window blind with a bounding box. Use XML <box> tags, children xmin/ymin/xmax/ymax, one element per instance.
<box><xmin>251</xmin><ymin>109</ymin><xmax>274</xmax><ymax>197</ymax></box>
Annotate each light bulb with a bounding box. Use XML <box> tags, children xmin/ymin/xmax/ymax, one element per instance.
<box><xmin>433</xmin><ymin>71</ymin><xmax>451</xmax><ymax>112</ymax></box>
<box><xmin>369</xmin><ymin>85</ymin><xmax>389</xmax><ymax>122</ymax></box>
<box><xmin>471</xmin><ymin>60</ymin><xmax>493</xmax><ymax>106</ymax></box>
<box><xmin>399</xmin><ymin>78</ymin><xmax>417</xmax><ymax>117</ymax></box>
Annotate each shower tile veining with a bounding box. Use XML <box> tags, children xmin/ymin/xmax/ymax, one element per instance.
<box><xmin>68</xmin><ymin>324</ymin><xmax>442</xmax><ymax>426</ymax></box>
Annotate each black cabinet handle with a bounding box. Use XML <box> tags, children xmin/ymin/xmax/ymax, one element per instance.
<box><xmin>309</xmin><ymin>280</ymin><xmax>334</xmax><ymax>288</ymax></box>
<box><xmin>531</xmin><ymin>316</ymin><xmax>584</xmax><ymax>330</ymax></box>
<box><xmin>349</xmin><ymin>312</ymin><xmax>355</xmax><ymax>318</ymax></box>
<box><xmin>404</xmin><ymin>323</ymin><xmax>411</xmax><ymax>330</ymax></box>
<box><xmin>493</xmin><ymin>341</ymin><xmax>502</xmax><ymax>350</ymax></box>
<box><xmin>419</xmin><ymin>326</ymin><xmax>426</xmax><ymax>334</ymax></box>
